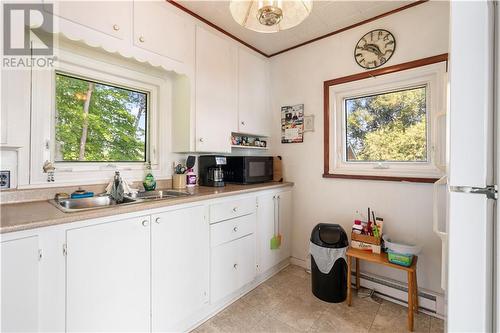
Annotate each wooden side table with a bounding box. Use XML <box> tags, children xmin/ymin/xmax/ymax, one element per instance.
<box><xmin>346</xmin><ymin>247</ymin><xmax>419</xmax><ymax>332</ymax></box>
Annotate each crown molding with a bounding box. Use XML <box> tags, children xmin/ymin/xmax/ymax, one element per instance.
<box><xmin>166</xmin><ymin>0</ymin><xmax>268</xmax><ymax>57</ymax></box>
<box><xmin>167</xmin><ymin>0</ymin><xmax>429</xmax><ymax>58</ymax></box>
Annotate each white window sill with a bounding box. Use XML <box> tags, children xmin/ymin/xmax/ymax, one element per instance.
<box><xmin>324</xmin><ymin>165</ymin><xmax>443</xmax><ymax>183</ymax></box>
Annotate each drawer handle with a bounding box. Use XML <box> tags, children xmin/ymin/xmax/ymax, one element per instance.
<box><xmin>155</xmin><ymin>217</ymin><xmax>161</xmax><ymax>224</ymax></box>
<box><xmin>232</xmin><ymin>207</ymin><xmax>238</xmax><ymax>212</ymax></box>
<box><xmin>113</xmin><ymin>24</ymin><xmax>120</xmax><ymax>31</ymax></box>
<box><xmin>142</xmin><ymin>220</ymin><xmax>149</xmax><ymax>227</ymax></box>
<box><xmin>233</xmin><ymin>263</ymin><xmax>238</xmax><ymax>270</ymax></box>
<box><xmin>233</xmin><ymin>226</ymin><xmax>238</xmax><ymax>232</ymax></box>
<box><xmin>139</xmin><ymin>36</ymin><xmax>145</xmax><ymax>43</ymax></box>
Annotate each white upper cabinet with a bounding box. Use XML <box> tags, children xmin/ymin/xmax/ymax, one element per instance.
<box><xmin>50</xmin><ymin>1</ymin><xmax>131</xmax><ymax>40</ymax></box>
<box><xmin>195</xmin><ymin>26</ymin><xmax>238</xmax><ymax>153</ymax></box>
<box><xmin>1</xmin><ymin>236</ymin><xmax>40</xmax><ymax>333</ymax></box>
<box><xmin>237</xmin><ymin>48</ymin><xmax>271</xmax><ymax>137</ymax></box>
<box><xmin>133</xmin><ymin>1</ymin><xmax>192</xmax><ymax>64</ymax></box>
<box><xmin>66</xmin><ymin>216</ymin><xmax>151</xmax><ymax>333</ymax></box>
<box><xmin>151</xmin><ymin>205</ymin><xmax>209</xmax><ymax>332</ymax></box>
<box><xmin>46</xmin><ymin>1</ymin><xmax>194</xmax><ymax>72</ymax></box>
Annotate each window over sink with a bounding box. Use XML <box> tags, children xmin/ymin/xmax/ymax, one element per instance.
<box><xmin>29</xmin><ymin>45</ymin><xmax>171</xmax><ymax>186</ymax></box>
<box><xmin>54</xmin><ymin>73</ymin><xmax>148</xmax><ymax>163</ymax></box>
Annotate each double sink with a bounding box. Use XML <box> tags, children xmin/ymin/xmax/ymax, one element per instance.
<box><xmin>52</xmin><ymin>190</ymin><xmax>192</xmax><ymax>213</ymax></box>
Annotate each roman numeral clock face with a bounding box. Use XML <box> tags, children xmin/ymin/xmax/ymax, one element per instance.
<box><xmin>354</xmin><ymin>29</ymin><xmax>396</xmax><ymax>69</ymax></box>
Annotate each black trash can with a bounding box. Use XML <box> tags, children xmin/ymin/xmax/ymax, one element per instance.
<box><xmin>310</xmin><ymin>223</ymin><xmax>349</xmax><ymax>303</ymax></box>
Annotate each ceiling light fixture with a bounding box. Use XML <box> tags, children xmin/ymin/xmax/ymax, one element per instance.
<box><xmin>230</xmin><ymin>0</ymin><xmax>313</xmax><ymax>33</ymax></box>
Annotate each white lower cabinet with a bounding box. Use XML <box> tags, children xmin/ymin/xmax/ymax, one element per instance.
<box><xmin>210</xmin><ymin>212</ymin><xmax>257</xmax><ymax>303</ymax></box>
<box><xmin>152</xmin><ymin>205</ymin><xmax>209</xmax><ymax>332</ymax></box>
<box><xmin>1</xmin><ymin>187</ymin><xmax>292</xmax><ymax>333</ymax></box>
<box><xmin>257</xmin><ymin>189</ymin><xmax>292</xmax><ymax>274</ymax></box>
<box><xmin>211</xmin><ymin>232</ymin><xmax>257</xmax><ymax>303</ymax></box>
<box><xmin>65</xmin><ymin>216</ymin><xmax>151</xmax><ymax>332</ymax></box>
<box><xmin>1</xmin><ymin>236</ymin><xmax>40</xmax><ymax>333</ymax></box>
<box><xmin>277</xmin><ymin>190</ymin><xmax>292</xmax><ymax>262</ymax></box>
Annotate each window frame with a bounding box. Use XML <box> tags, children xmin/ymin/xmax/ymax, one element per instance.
<box><xmin>324</xmin><ymin>55</ymin><xmax>448</xmax><ymax>182</ymax></box>
<box><xmin>29</xmin><ymin>46</ymin><xmax>171</xmax><ymax>187</ymax></box>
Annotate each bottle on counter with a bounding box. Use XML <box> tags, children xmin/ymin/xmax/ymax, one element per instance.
<box><xmin>186</xmin><ymin>168</ymin><xmax>197</xmax><ymax>187</ymax></box>
<box><xmin>143</xmin><ymin>162</ymin><xmax>156</xmax><ymax>191</ymax></box>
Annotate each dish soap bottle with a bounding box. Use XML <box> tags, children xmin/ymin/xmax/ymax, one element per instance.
<box><xmin>143</xmin><ymin>162</ymin><xmax>156</xmax><ymax>191</ymax></box>
<box><xmin>186</xmin><ymin>168</ymin><xmax>197</xmax><ymax>187</ymax></box>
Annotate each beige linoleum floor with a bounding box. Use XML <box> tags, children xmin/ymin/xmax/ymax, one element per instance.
<box><xmin>193</xmin><ymin>265</ymin><xmax>444</xmax><ymax>333</ymax></box>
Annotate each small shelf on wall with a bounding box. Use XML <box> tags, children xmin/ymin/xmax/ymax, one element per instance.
<box><xmin>231</xmin><ymin>145</ymin><xmax>269</xmax><ymax>150</ymax></box>
<box><xmin>231</xmin><ymin>133</ymin><xmax>269</xmax><ymax>150</ymax></box>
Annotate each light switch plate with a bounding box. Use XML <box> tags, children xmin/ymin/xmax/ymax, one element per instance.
<box><xmin>304</xmin><ymin>115</ymin><xmax>315</xmax><ymax>132</ymax></box>
<box><xmin>0</xmin><ymin>171</ymin><xmax>11</xmax><ymax>189</ymax></box>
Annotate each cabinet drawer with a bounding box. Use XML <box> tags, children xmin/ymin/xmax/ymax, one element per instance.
<box><xmin>210</xmin><ymin>234</ymin><xmax>256</xmax><ymax>303</ymax></box>
<box><xmin>210</xmin><ymin>197</ymin><xmax>256</xmax><ymax>223</ymax></box>
<box><xmin>210</xmin><ymin>213</ymin><xmax>255</xmax><ymax>247</ymax></box>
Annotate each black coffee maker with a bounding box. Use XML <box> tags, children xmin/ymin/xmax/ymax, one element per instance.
<box><xmin>198</xmin><ymin>155</ymin><xmax>226</xmax><ymax>187</ymax></box>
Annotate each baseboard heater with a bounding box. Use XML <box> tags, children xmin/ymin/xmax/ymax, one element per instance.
<box><xmin>351</xmin><ymin>270</ymin><xmax>444</xmax><ymax>318</ymax></box>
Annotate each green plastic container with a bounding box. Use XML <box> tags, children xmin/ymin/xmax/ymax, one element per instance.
<box><xmin>387</xmin><ymin>250</ymin><xmax>414</xmax><ymax>267</ymax></box>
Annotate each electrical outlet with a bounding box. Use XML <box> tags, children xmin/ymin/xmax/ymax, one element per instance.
<box><xmin>0</xmin><ymin>171</ymin><xmax>10</xmax><ymax>189</ymax></box>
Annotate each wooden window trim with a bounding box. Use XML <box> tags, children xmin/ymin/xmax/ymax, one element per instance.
<box><xmin>323</xmin><ymin>53</ymin><xmax>449</xmax><ymax>183</ymax></box>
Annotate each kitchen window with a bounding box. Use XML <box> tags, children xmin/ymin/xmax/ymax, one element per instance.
<box><xmin>29</xmin><ymin>46</ymin><xmax>169</xmax><ymax>186</ymax></box>
<box><xmin>54</xmin><ymin>73</ymin><xmax>149</xmax><ymax>163</ymax></box>
<box><xmin>326</xmin><ymin>61</ymin><xmax>447</xmax><ymax>181</ymax></box>
<box><xmin>345</xmin><ymin>86</ymin><xmax>428</xmax><ymax>163</ymax></box>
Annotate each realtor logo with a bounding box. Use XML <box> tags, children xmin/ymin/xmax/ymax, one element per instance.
<box><xmin>2</xmin><ymin>3</ymin><xmax>55</xmax><ymax>68</ymax></box>
<box><xmin>3</xmin><ymin>3</ymin><xmax>53</xmax><ymax>56</ymax></box>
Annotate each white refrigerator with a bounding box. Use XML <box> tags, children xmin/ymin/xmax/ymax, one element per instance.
<box><xmin>444</xmin><ymin>1</ymin><xmax>498</xmax><ymax>332</ymax></box>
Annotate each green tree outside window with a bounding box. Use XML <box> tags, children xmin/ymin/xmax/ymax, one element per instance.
<box><xmin>55</xmin><ymin>74</ymin><xmax>147</xmax><ymax>162</ymax></box>
<box><xmin>345</xmin><ymin>86</ymin><xmax>427</xmax><ymax>162</ymax></box>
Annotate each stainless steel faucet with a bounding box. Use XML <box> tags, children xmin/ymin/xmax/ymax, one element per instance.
<box><xmin>110</xmin><ymin>171</ymin><xmax>124</xmax><ymax>203</ymax></box>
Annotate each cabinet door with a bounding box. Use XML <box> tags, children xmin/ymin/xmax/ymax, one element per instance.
<box><xmin>256</xmin><ymin>193</ymin><xmax>281</xmax><ymax>273</ymax></box>
<box><xmin>277</xmin><ymin>190</ymin><xmax>292</xmax><ymax>261</ymax></box>
<box><xmin>151</xmin><ymin>205</ymin><xmax>209</xmax><ymax>332</ymax></box>
<box><xmin>133</xmin><ymin>1</ymin><xmax>191</xmax><ymax>63</ymax></box>
<box><xmin>211</xmin><ymin>233</ymin><xmax>256</xmax><ymax>303</ymax></box>
<box><xmin>66</xmin><ymin>216</ymin><xmax>150</xmax><ymax>332</ymax></box>
<box><xmin>51</xmin><ymin>1</ymin><xmax>131</xmax><ymax>39</ymax></box>
<box><xmin>238</xmin><ymin>48</ymin><xmax>270</xmax><ymax>136</ymax></box>
<box><xmin>195</xmin><ymin>26</ymin><xmax>237</xmax><ymax>153</ymax></box>
<box><xmin>1</xmin><ymin>236</ymin><xmax>40</xmax><ymax>333</ymax></box>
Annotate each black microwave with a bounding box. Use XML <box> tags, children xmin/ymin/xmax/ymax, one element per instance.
<box><xmin>223</xmin><ymin>156</ymin><xmax>273</xmax><ymax>184</ymax></box>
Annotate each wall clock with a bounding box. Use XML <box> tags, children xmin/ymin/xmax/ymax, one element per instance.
<box><xmin>354</xmin><ymin>29</ymin><xmax>396</xmax><ymax>69</ymax></box>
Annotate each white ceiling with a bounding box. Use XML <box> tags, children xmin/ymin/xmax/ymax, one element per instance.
<box><xmin>175</xmin><ymin>1</ymin><xmax>412</xmax><ymax>56</ymax></box>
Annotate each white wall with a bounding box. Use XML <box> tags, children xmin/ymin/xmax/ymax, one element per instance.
<box><xmin>269</xmin><ymin>1</ymin><xmax>449</xmax><ymax>294</ymax></box>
